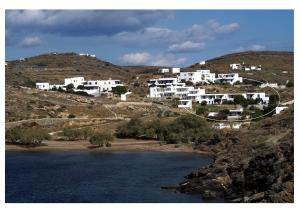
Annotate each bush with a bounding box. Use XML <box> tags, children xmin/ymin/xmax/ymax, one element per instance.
<box><xmin>286</xmin><ymin>80</ymin><xmax>294</xmax><ymax>87</ymax></box>
<box><xmin>201</xmin><ymin>101</ymin><xmax>207</xmax><ymax>106</ymax></box>
<box><xmin>5</xmin><ymin>127</ymin><xmax>51</xmax><ymax>146</ymax></box>
<box><xmin>112</xmin><ymin>86</ymin><xmax>127</xmax><ymax>95</ymax></box>
<box><xmin>196</xmin><ymin>106</ymin><xmax>207</xmax><ymax>115</ymax></box>
<box><xmin>68</xmin><ymin>113</ymin><xmax>76</xmax><ymax>118</ymax></box>
<box><xmin>62</xmin><ymin>127</ymin><xmax>93</xmax><ymax>140</ymax></box>
<box><xmin>234</xmin><ymin>95</ymin><xmax>248</xmax><ymax>107</ymax></box>
<box><xmin>66</xmin><ymin>83</ymin><xmax>74</xmax><ymax>91</ymax></box>
<box><xmin>77</xmin><ymin>85</ymin><xmax>85</xmax><ymax>90</ymax></box>
<box><xmin>89</xmin><ymin>132</ymin><xmax>114</xmax><ymax>147</ymax></box>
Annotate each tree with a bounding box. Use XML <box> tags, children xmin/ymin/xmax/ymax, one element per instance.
<box><xmin>112</xmin><ymin>86</ymin><xmax>127</xmax><ymax>95</ymax></box>
<box><xmin>66</xmin><ymin>83</ymin><xmax>74</xmax><ymax>91</ymax></box>
<box><xmin>51</xmin><ymin>86</ymin><xmax>57</xmax><ymax>91</ymax></box>
<box><xmin>234</xmin><ymin>95</ymin><xmax>248</xmax><ymax>107</ymax></box>
<box><xmin>77</xmin><ymin>85</ymin><xmax>85</xmax><ymax>90</ymax></box>
<box><xmin>68</xmin><ymin>113</ymin><xmax>76</xmax><ymax>118</ymax></box>
<box><xmin>201</xmin><ymin>101</ymin><xmax>207</xmax><ymax>106</ymax></box>
<box><xmin>269</xmin><ymin>94</ymin><xmax>279</xmax><ymax>105</ymax></box>
<box><xmin>89</xmin><ymin>132</ymin><xmax>114</xmax><ymax>147</ymax></box>
<box><xmin>286</xmin><ymin>80</ymin><xmax>294</xmax><ymax>87</ymax></box>
<box><xmin>196</xmin><ymin>106</ymin><xmax>207</xmax><ymax>115</ymax></box>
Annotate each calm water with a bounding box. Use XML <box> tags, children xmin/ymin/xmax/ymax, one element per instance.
<box><xmin>6</xmin><ymin>151</ymin><xmax>215</xmax><ymax>203</ymax></box>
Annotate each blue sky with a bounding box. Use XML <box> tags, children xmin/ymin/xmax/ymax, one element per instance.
<box><xmin>5</xmin><ymin>10</ymin><xmax>293</xmax><ymax>66</ymax></box>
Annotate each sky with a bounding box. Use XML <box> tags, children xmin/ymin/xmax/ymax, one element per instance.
<box><xmin>5</xmin><ymin>10</ymin><xmax>294</xmax><ymax>67</ymax></box>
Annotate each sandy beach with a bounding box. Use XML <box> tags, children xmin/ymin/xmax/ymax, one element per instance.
<box><xmin>5</xmin><ymin>138</ymin><xmax>210</xmax><ymax>154</ymax></box>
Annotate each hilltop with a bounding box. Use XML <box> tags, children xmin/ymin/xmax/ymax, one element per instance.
<box><xmin>185</xmin><ymin>51</ymin><xmax>294</xmax><ymax>84</ymax></box>
<box><xmin>5</xmin><ymin>52</ymin><xmax>136</xmax><ymax>87</ymax></box>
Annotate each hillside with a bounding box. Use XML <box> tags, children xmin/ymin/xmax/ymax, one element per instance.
<box><xmin>5</xmin><ymin>52</ymin><xmax>136</xmax><ymax>87</ymax></box>
<box><xmin>185</xmin><ymin>51</ymin><xmax>294</xmax><ymax>84</ymax></box>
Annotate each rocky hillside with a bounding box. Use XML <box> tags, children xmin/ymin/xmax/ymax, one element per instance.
<box><xmin>178</xmin><ymin>107</ymin><xmax>294</xmax><ymax>202</ymax></box>
<box><xmin>5</xmin><ymin>52</ymin><xmax>136</xmax><ymax>87</ymax></box>
<box><xmin>185</xmin><ymin>51</ymin><xmax>294</xmax><ymax>84</ymax></box>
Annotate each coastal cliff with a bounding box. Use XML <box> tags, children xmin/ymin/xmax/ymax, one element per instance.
<box><xmin>178</xmin><ymin>108</ymin><xmax>294</xmax><ymax>203</ymax></box>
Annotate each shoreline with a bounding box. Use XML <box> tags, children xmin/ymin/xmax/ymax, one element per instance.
<box><xmin>5</xmin><ymin>138</ymin><xmax>211</xmax><ymax>155</ymax></box>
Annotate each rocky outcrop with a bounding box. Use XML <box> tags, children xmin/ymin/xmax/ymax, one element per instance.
<box><xmin>178</xmin><ymin>139</ymin><xmax>294</xmax><ymax>202</ymax></box>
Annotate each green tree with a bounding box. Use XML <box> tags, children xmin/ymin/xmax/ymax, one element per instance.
<box><xmin>66</xmin><ymin>83</ymin><xmax>74</xmax><ymax>91</ymax></box>
<box><xmin>286</xmin><ymin>80</ymin><xmax>294</xmax><ymax>87</ymax></box>
<box><xmin>68</xmin><ymin>113</ymin><xmax>76</xmax><ymax>118</ymax></box>
<box><xmin>234</xmin><ymin>95</ymin><xmax>248</xmax><ymax>107</ymax></box>
<box><xmin>89</xmin><ymin>132</ymin><xmax>114</xmax><ymax>147</ymax></box>
<box><xmin>112</xmin><ymin>86</ymin><xmax>127</xmax><ymax>95</ymax></box>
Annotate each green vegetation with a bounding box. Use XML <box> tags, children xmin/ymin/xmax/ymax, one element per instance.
<box><xmin>62</xmin><ymin>127</ymin><xmax>93</xmax><ymax>140</ymax></box>
<box><xmin>89</xmin><ymin>132</ymin><xmax>114</xmax><ymax>147</ymax></box>
<box><xmin>66</xmin><ymin>83</ymin><xmax>74</xmax><ymax>91</ymax></box>
<box><xmin>234</xmin><ymin>95</ymin><xmax>260</xmax><ymax>107</ymax></box>
<box><xmin>116</xmin><ymin>115</ymin><xmax>214</xmax><ymax>144</ymax></box>
<box><xmin>5</xmin><ymin>127</ymin><xmax>51</xmax><ymax>146</ymax></box>
<box><xmin>68</xmin><ymin>113</ymin><xmax>76</xmax><ymax>118</ymax></box>
<box><xmin>196</xmin><ymin>106</ymin><xmax>207</xmax><ymax>115</ymax></box>
<box><xmin>77</xmin><ymin>85</ymin><xmax>85</xmax><ymax>89</ymax></box>
<box><xmin>286</xmin><ymin>80</ymin><xmax>294</xmax><ymax>87</ymax></box>
<box><xmin>112</xmin><ymin>86</ymin><xmax>127</xmax><ymax>95</ymax></box>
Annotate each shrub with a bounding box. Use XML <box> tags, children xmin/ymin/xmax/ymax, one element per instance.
<box><xmin>5</xmin><ymin>127</ymin><xmax>51</xmax><ymax>146</ymax></box>
<box><xmin>77</xmin><ymin>85</ymin><xmax>85</xmax><ymax>90</ymax></box>
<box><xmin>68</xmin><ymin>113</ymin><xmax>76</xmax><ymax>118</ymax></box>
<box><xmin>89</xmin><ymin>132</ymin><xmax>114</xmax><ymax>147</ymax></box>
<box><xmin>196</xmin><ymin>106</ymin><xmax>207</xmax><ymax>115</ymax></box>
<box><xmin>201</xmin><ymin>101</ymin><xmax>207</xmax><ymax>106</ymax></box>
<box><xmin>234</xmin><ymin>95</ymin><xmax>248</xmax><ymax>107</ymax></box>
<box><xmin>286</xmin><ymin>80</ymin><xmax>294</xmax><ymax>87</ymax></box>
<box><xmin>66</xmin><ymin>83</ymin><xmax>74</xmax><ymax>90</ymax></box>
<box><xmin>112</xmin><ymin>86</ymin><xmax>127</xmax><ymax>95</ymax></box>
<box><xmin>62</xmin><ymin>127</ymin><xmax>92</xmax><ymax>140</ymax></box>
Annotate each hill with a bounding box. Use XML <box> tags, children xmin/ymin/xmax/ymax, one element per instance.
<box><xmin>5</xmin><ymin>52</ymin><xmax>136</xmax><ymax>87</ymax></box>
<box><xmin>185</xmin><ymin>51</ymin><xmax>294</xmax><ymax>84</ymax></box>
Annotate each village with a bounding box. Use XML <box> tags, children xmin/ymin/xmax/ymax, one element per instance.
<box><xmin>34</xmin><ymin>57</ymin><xmax>289</xmax><ymax>131</ymax></box>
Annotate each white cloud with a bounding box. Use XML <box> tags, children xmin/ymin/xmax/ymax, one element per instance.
<box><xmin>249</xmin><ymin>44</ymin><xmax>266</xmax><ymax>51</ymax></box>
<box><xmin>168</xmin><ymin>41</ymin><xmax>205</xmax><ymax>53</ymax></box>
<box><xmin>119</xmin><ymin>52</ymin><xmax>187</xmax><ymax>67</ymax></box>
<box><xmin>119</xmin><ymin>52</ymin><xmax>152</xmax><ymax>65</ymax></box>
<box><xmin>17</xmin><ymin>36</ymin><xmax>41</xmax><ymax>48</ymax></box>
<box><xmin>233</xmin><ymin>44</ymin><xmax>266</xmax><ymax>52</ymax></box>
<box><xmin>101</xmin><ymin>20</ymin><xmax>240</xmax><ymax>52</ymax></box>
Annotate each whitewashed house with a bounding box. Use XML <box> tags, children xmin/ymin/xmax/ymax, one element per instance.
<box><xmin>275</xmin><ymin>106</ymin><xmax>288</xmax><ymax>115</ymax></box>
<box><xmin>36</xmin><ymin>82</ymin><xmax>50</xmax><ymax>90</ymax></box>
<box><xmin>64</xmin><ymin>77</ymin><xmax>85</xmax><ymax>88</ymax></box>
<box><xmin>172</xmin><ymin>68</ymin><xmax>181</xmax><ymax>74</ymax></box>
<box><xmin>178</xmin><ymin>70</ymin><xmax>216</xmax><ymax>84</ymax></box>
<box><xmin>83</xmin><ymin>79</ymin><xmax>123</xmax><ymax>92</ymax></box>
<box><xmin>200</xmin><ymin>61</ymin><xmax>206</xmax><ymax>65</ymax></box>
<box><xmin>213</xmin><ymin>123</ymin><xmax>231</xmax><ymax>129</ymax></box>
<box><xmin>147</xmin><ymin>78</ymin><xmax>179</xmax><ymax>87</ymax></box>
<box><xmin>157</xmin><ymin>68</ymin><xmax>170</xmax><ymax>73</ymax></box>
<box><xmin>216</xmin><ymin>73</ymin><xmax>243</xmax><ymax>85</ymax></box>
<box><xmin>230</xmin><ymin>63</ymin><xmax>242</xmax><ymax>70</ymax></box>
<box><xmin>121</xmin><ymin>91</ymin><xmax>132</xmax><ymax>101</ymax></box>
<box><xmin>227</xmin><ymin>108</ymin><xmax>243</xmax><ymax>120</ymax></box>
<box><xmin>260</xmin><ymin>83</ymin><xmax>279</xmax><ymax>88</ymax></box>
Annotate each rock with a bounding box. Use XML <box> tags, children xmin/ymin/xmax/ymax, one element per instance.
<box><xmin>202</xmin><ymin>190</ymin><xmax>217</xmax><ymax>200</ymax></box>
<box><xmin>248</xmin><ymin>192</ymin><xmax>265</xmax><ymax>202</ymax></box>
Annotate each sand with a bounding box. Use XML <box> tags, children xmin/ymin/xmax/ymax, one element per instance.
<box><xmin>5</xmin><ymin>138</ymin><xmax>210</xmax><ymax>154</ymax></box>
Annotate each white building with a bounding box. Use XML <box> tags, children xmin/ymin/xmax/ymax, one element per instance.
<box><xmin>200</xmin><ymin>61</ymin><xmax>206</xmax><ymax>65</ymax></box>
<box><xmin>260</xmin><ymin>83</ymin><xmax>279</xmax><ymax>88</ymax></box>
<box><xmin>121</xmin><ymin>91</ymin><xmax>132</xmax><ymax>101</ymax></box>
<box><xmin>213</xmin><ymin>123</ymin><xmax>231</xmax><ymax>129</ymax></box>
<box><xmin>64</xmin><ymin>77</ymin><xmax>85</xmax><ymax>88</ymax></box>
<box><xmin>227</xmin><ymin>108</ymin><xmax>243</xmax><ymax>120</ymax></box>
<box><xmin>178</xmin><ymin>70</ymin><xmax>215</xmax><ymax>84</ymax></box>
<box><xmin>83</xmin><ymin>79</ymin><xmax>123</xmax><ymax>92</ymax></box>
<box><xmin>147</xmin><ymin>78</ymin><xmax>179</xmax><ymax>87</ymax></box>
<box><xmin>157</xmin><ymin>68</ymin><xmax>170</xmax><ymax>73</ymax></box>
<box><xmin>230</xmin><ymin>63</ymin><xmax>242</xmax><ymax>70</ymax></box>
<box><xmin>275</xmin><ymin>106</ymin><xmax>288</xmax><ymax>115</ymax></box>
<box><xmin>216</xmin><ymin>73</ymin><xmax>243</xmax><ymax>85</ymax></box>
<box><xmin>36</xmin><ymin>82</ymin><xmax>50</xmax><ymax>90</ymax></box>
<box><xmin>172</xmin><ymin>68</ymin><xmax>181</xmax><ymax>74</ymax></box>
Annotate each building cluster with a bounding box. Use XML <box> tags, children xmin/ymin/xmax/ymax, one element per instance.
<box><xmin>78</xmin><ymin>53</ymin><xmax>96</xmax><ymax>58</ymax></box>
<box><xmin>230</xmin><ymin>63</ymin><xmax>262</xmax><ymax>71</ymax></box>
<box><xmin>36</xmin><ymin>76</ymin><xmax>123</xmax><ymax>97</ymax></box>
<box><xmin>147</xmin><ymin>70</ymin><xmax>269</xmax><ymax>109</ymax></box>
<box><xmin>178</xmin><ymin>70</ymin><xmax>243</xmax><ymax>85</ymax></box>
<box><xmin>156</xmin><ymin>68</ymin><xmax>181</xmax><ymax>74</ymax></box>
